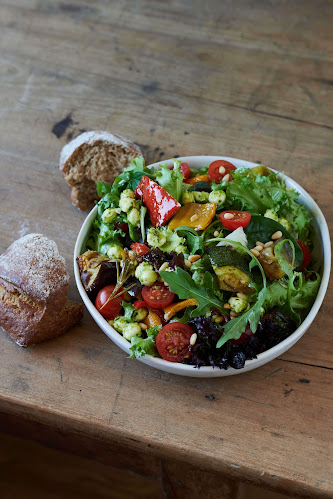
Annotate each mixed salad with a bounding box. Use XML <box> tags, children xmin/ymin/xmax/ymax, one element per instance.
<box><xmin>77</xmin><ymin>157</ymin><xmax>320</xmax><ymax>369</ymax></box>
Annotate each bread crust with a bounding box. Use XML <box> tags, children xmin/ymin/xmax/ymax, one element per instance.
<box><xmin>59</xmin><ymin>130</ymin><xmax>142</xmax><ymax>210</ymax></box>
<box><xmin>0</xmin><ymin>234</ymin><xmax>83</xmax><ymax>347</ymax></box>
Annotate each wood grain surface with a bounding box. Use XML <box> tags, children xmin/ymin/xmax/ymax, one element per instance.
<box><xmin>0</xmin><ymin>1</ymin><xmax>332</xmax><ymax>498</ymax></box>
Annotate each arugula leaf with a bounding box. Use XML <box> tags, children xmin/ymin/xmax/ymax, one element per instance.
<box><xmin>154</xmin><ymin>159</ymin><xmax>184</xmax><ymax>201</ymax></box>
<box><xmin>160</xmin><ymin>267</ymin><xmax>224</xmax><ymax>317</ymax></box>
<box><xmin>129</xmin><ymin>325</ymin><xmax>161</xmax><ymax>358</ymax></box>
<box><xmin>174</xmin><ymin>226</ymin><xmax>205</xmax><ymax>254</ymax></box>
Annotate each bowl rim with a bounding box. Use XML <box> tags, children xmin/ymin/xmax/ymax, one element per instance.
<box><xmin>74</xmin><ymin>155</ymin><xmax>331</xmax><ymax>376</ymax></box>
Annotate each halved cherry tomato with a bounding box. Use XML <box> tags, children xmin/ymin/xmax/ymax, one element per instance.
<box><xmin>130</xmin><ymin>243</ymin><xmax>150</xmax><ymax>256</ymax></box>
<box><xmin>133</xmin><ymin>300</ymin><xmax>146</xmax><ymax>309</ymax></box>
<box><xmin>156</xmin><ymin>322</ymin><xmax>193</xmax><ymax>362</ymax></box>
<box><xmin>171</xmin><ymin>162</ymin><xmax>190</xmax><ymax>180</ymax></box>
<box><xmin>297</xmin><ymin>240</ymin><xmax>311</xmax><ymax>271</ymax></box>
<box><xmin>208</xmin><ymin>160</ymin><xmax>236</xmax><ymax>184</ymax></box>
<box><xmin>142</xmin><ymin>282</ymin><xmax>175</xmax><ymax>309</ymax></box>
<box><xmin>185</xmin><ymin>174</ymin><xmax>210</xmax><ymax>185</ymax></box>
<box><xmin>95</xmin><ymin>285</ymin><xmax>123</xmax><ymax>320</ymax></box>
<box><xmin>220</xmin><ymin>210</ymin><xmax>251</xmax><ymax>230</ymax></box>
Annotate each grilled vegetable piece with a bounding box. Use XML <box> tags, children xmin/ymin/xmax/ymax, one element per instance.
<box><xmin>168</xmin><ymin>202</ymin><xmax>216</xmax><ymax>231</ymax></box>
<box><xmin>163</xmin><ymin>299</ymin><xmax>199</xmax><ymax>321</ymax></box>
<box><xmin>257</xmin><ymin>245</ymin><xmax>285</xmax><ymax>280</ymax></box>
<box><xmin>249</xmin><ymin>165</ymin><xmax>273</xmax><ymax>176</ymax></box>
<box><xmin>213</xmin><ymin>265</ymin><xmax>253</xmax><ymax>293</ymax></box>
<box><xmin>144</xmin><ymin>310</ymin><xmax>162</xmax><ymax>328</ymax></box>
<box><xmin>185</xmin><ymin>174</ymin><xmax>210</xmax><ymax>185</ymax></box>
<box><xmin>135</xmin><ymin>175</ymin><xmax>181</xmax><ymax>227</ymax></box>
<box><xmin>257</xmin><ymin>239</ymin><xmax>295</xmax><ymax>280</ymax></box>
<box><xmin>207</xmin><ymin>246</ymin><xmax>254</xmax><ymax>294</ymax></box>
<box><xmin>77</xmin><ymin>251</ymin><xmax>117</xmax><ymax>299</ymax></box>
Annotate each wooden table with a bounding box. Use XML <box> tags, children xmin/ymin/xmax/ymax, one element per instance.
<box><xmin>0</xmin><ymin>1</ymin><xmax>332</xmax><ymax>498</ymax></box>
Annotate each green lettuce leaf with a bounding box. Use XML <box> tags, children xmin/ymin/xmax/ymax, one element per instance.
<box><xmin>154</xmin><ymin>159</ymin><xmax>184</xmax><ymax>201</ymax></box>
<box><xmin>129</xmin><ymin>325</ymin><xmax>161</xmax><ymax>358</ymax></box>
<box><xmin>215</xmin><ymin>167</ymin><xmax>311</xmax><ymax>240</ymax></box>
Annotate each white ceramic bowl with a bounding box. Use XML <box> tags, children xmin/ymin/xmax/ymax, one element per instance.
<box><xmin>74</xmin><ymin>156</ymin><xmax>331</xmax><ymax>377</ymax></box>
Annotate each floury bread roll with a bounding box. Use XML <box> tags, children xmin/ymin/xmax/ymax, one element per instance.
<box><xmin>0</xmin><ymin>234</ymin><xmax>83</xmax><ymax>347</ymax></box>
<box><xmin>59</xmin><ymin>130</ymin><xmax>142</xmax><ymax>210</ymax></box>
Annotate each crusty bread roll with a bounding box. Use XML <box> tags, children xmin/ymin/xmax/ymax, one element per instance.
<box><xmin>0</xmin><ymin>234</ymin><xmax>83</xmax><ymax>347</ymax></box>
<box><xmin>59</xmin><ymin>130</ymin><xmax>142</xmax><ymax>210</ymax></box>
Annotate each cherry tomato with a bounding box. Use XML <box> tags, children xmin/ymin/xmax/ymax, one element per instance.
<box><xmin>230</xmin><ymin>324</ymin><xmax>254</xmax><ymax>344</ymax></box>
<box><xmin>179</xmin><ymin>162</ymin><xmax>190</xmax><ymax>179</ymax></box>
<box><xmin>156</xmin><ymin>322</ymin><xmax>193</xmax><ymax>362</ymax></box>
<box><xmin>297</xmin><ymin>240</ymin><xmax>311</xmax><ymax>271</ymax></box>
<box><xmin>142</xmin><ymin>282</ymin><xmax>175</xmax><ymax>309</ymax></box>
<box><xmin>208</xmin><ymin>160</ymin><xmax>236</xmax><ymax>184</ymax></box>
<box><xmin>220</xmin><ymin>210</ymin><xmax>251</xmax><ymax>230</ymax></box>
<box><xmin>95</xmin><ymin>285</ymin><xmax>123</xmax><ymax>320</ymax></box>
<box><xmin>133</xmin><ymin>300</ymin><xmax>146</xmax><ymax>309</ymax></box>
<box><xmin>130</xmin><ymin>243</ymin><xmax>150</xmax><ymax>256</ymax></box>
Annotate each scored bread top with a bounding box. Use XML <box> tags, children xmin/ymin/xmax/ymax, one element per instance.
<box><xmin>0</xmin><ymin>234</ymin><xmax>69</xmax><ymax>303</ymax></box>
<box><xmin>59</xmin><ymin>130</ymin><xmax>142</xmax><ymax>172</ymax></box>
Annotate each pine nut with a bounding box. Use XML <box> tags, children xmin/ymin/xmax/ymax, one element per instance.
<box><xmin>256</xmin><ymin>241</ymin><xmax>264</xmax><ymax>247</ymax></box>
<box><xmin>224</xmin><ymin>303</ymin><xmax>231</xmax><ymax>309</ymax></box>
<box><xmin>214</xmin><ymin>230</ymin><xmax>220</xmax><ymax>238</ymax></box>
<box><xmin>237</xmin><ymin>292</ymin><xmax>247</xmax><ymax>300</ymax></box>
<box><xmin>250</xmin><ymin>248</ymin><xmax>260</xmax><ymax>257</ymax></box>
<box><xmin>219</xmin><ymin>166</ymin><xmax>226</xmax><ymax>174</ymax></box>
<box><xmin>188</xmin><ymin>254</ymin><xmax>201</xmax><ymax>263</ymax></box>
<box><xmin>214</xmin><ymin>316</ymin><xmax>224</xmax><ymax>324</ymax></box>
<box><xmin>254</xmin><ymin>245</ymin><xmax>263</xmax><ymax>252</ymax></box>
<box><xmin>264</xmin><ymin>241</ymin><xmax>274</xmax><ymax>248</ymax></box>
<box><xmin>190</xmin><ymin>333</ymin><xmax>197</xmax><ymax>346</ymax></box>
<box><xmin>222</xmin><ymin>173</ymin><xmax>230</xmax><ymax>182</ymax></box>
<box><xmin>159</xmin><ymin>262</ymin><xmax>169</xmax><ymax>272</ymax></box>
<box><xmin>271</xmin><ymin>230</ymin><xmax>283</xmax><ymax>240</ymax></box>
<box><xmin>184</xmin><ymin>259</ymin><xmax>192</xmax><ymax>268</ymax></box>
<box><xmin>224</xmin><ymin>212</ymin><xmax>234</xmax><ymax>220</ymax></box>
<box><xmin>190</xmin><ymin>214</ymin><xmax>198</xmax><ymax>222</ymax></box>
<box><xmin>139</xmin><ymin>322</ymin><xmax>147</xmax><ymax>330</ymax></box>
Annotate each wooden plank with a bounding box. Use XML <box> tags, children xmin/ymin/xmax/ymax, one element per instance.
<box><xmin>0</xmin><ymin>2</ymin><xmax>333</xmax><ymax>129</ymax></box>
<box><xmin>0</xmin><ymin>329</ymin><xmax>332</xmax><ymax>498</ymax></box>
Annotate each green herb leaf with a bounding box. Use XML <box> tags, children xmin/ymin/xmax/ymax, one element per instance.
<box><xmin>129</xmin><ymin>325</ymin><xmax>161</xmax><ymax>358</ymax></box>
<box><xmin>160</xmin><ymin>267</ymin><xmax>224</xmax><ymax>317</ymax></box>
<box><xmin>154</xmin><ymin>160</ymin><xmax>184</xmax><ymax>201</ymax></box>
<box><xmin>122</xmin><ymin>301</ymin><xmax>136</xmax><ymax>321</ymax></box>
<box><xmin>174</xmin><ymin>226</ymin><xmax>205</xmax><ymax>254</ymax></box>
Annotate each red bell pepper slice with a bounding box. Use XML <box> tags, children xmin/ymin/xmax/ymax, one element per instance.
<box><xmin>136</xmin><ymin>176</ymin><xmax>181</xmax><ymax>227</ymax></box>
